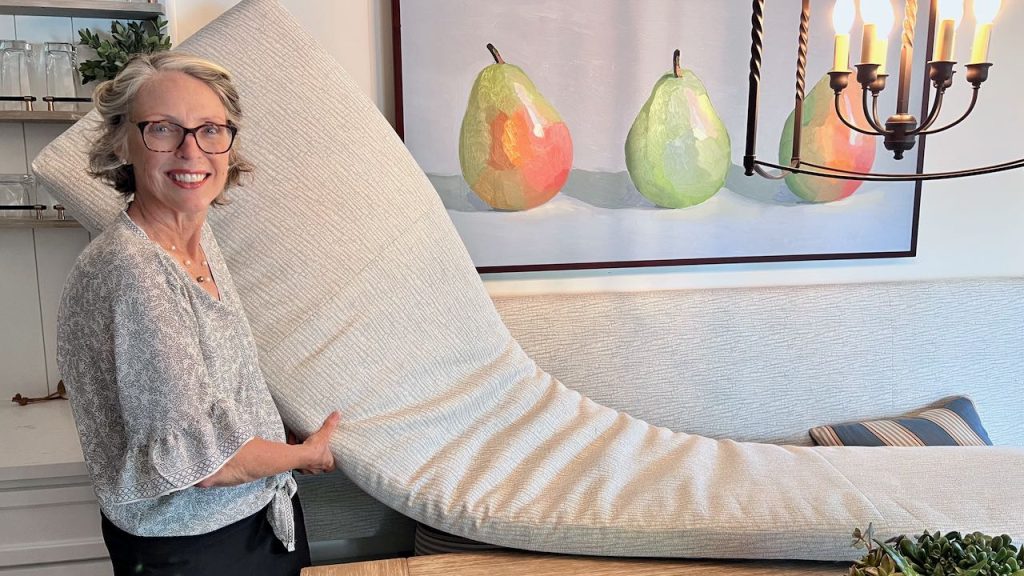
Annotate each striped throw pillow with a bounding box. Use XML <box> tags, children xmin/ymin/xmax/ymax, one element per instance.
<box><xmin>809</xmin><ymin>396</ymin><xmax>992</xmax><ymax>447</ymax></box>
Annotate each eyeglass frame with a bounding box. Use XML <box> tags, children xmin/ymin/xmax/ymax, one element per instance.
<box><xmin>135</xmin><ymin>120</ymin><xmax>238</xmax><ymax>154</ymax></box>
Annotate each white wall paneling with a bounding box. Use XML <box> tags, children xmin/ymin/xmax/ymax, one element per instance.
<box><xmin>0</xmin><ymin>13</ymin><xmax>14</xmax><ymax>37</ymax></box>
<box><xmin>33</xmin><ymin>228</ymin><xmax>90</xmax><ymax>392</ymax></box>
<box><xmin>0</xmin><ymin>230</ymin><xmax>48</xmax><ymax>401</ymax></box>
<box><xmin>0</xmin><ymin>124</ymin><xmax>27</xmax><ymax>172</ymax></box>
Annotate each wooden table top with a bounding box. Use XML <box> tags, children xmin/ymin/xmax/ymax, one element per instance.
<box><xmin>303</xmin><ymin>551</ymin><xmax>848</xmax><ymax>576</ymax></box>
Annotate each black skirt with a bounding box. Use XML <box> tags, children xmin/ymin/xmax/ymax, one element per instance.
<box><xmin>101</xmin><ymin>494</ymin><xmax>311</xmax><ymax>576</ymax></box>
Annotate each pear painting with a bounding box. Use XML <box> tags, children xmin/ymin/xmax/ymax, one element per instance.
<box><xmin>778</xmin><ymin>74</ymin><xmax>876</xmax><ymax>203</ymax></box>
<box><xmin>459</xmin><ymin>44</ymin><xmax>573</xmax><ymax>211</ymax></box>
<box><xmin>625</xmin><ymin>50</ymin><xmax>731</xmax><ymax>209</ymax></box>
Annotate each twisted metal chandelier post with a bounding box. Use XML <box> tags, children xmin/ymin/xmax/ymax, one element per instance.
<box><xmin>743</xmin><ymin>0</ymin><xmax>766</xmax><ymax>176</ymax></box>
<box><xmin>790</xmin><ymin>0</ymin><xmax>810</xmax><ymax>165</ymax></box>
<box><xmin>896</xmin><ymin>0</ymin><xmax>918</xmax><ymax>114</ymax></box>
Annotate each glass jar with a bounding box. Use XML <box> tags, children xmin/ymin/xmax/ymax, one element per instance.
<box><xmin>0</xmin><ymin>40</ymin><xmax>34</xmax><ymax>111</ymax></box>
<box><xmin>44</xmin><ymin>42</ymin><xmax>80</xmax><ymax>112</ymax></box>
<box><xmin>0</xmin><ymin>174</ymin><xmax>35</xmax><ymax>219</ymax></box>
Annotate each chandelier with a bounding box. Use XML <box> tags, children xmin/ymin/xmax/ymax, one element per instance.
<box><xmin>743</xmin><ymin>0</ymin><xmax>1013</xmax><ymax>183</ymax></box>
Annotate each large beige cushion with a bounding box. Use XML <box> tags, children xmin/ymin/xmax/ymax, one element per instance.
<box><xmin>33</xmin><ymin>0</ymin><xmax>1024</xmax><ymax>560</ymax></box>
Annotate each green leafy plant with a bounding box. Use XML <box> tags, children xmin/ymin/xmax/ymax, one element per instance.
<box><xmin>851</xmin><ymin>524</ymin><xmax>1024</xmax><ymax>576</ymax></box>
<box><xmin>77</xmin><ymin>17</ymin><xmax>171</xmax><ymax>84</ymax></box>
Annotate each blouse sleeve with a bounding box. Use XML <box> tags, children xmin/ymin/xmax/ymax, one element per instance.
<box><xmin>106</xmin><ymin>268</ymin><xmax>254</xmax><ymax>505</ymax></box>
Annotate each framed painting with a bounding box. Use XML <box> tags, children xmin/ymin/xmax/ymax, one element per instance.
<box><xmin>393</xmin><ymin>0</ymin><xmax>926</xmax><ymax>273</ymax></box>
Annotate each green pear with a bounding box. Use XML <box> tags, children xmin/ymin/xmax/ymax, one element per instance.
<box><xmin>625</xmin><ymin>50</ymin><xmax>731</xmax><ymax>209</ymax></box>
<box><xmin>459</xmin><ymin>44</ymin><xmax>573</xmax><ymax>211</ymax></box>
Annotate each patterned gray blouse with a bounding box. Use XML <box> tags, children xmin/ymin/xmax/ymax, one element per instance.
<box><xmin>56</xmin><ymin>211</ymin><xmax>298</xmax><ymax>551</ymax></box>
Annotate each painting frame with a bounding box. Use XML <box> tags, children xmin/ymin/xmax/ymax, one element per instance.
<box><xmin>392</xmin><ymin>0</ymin><xmax>925</xmax><ymax>274</ymax></box>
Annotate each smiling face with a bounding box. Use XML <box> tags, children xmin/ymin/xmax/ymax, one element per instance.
<box><xmin>124</xmin><ymin>71</ymin><xmax>231</xmax><ymax>218</ymax></box>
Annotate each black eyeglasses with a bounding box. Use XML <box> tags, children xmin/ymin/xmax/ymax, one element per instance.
<box><xmin>136</xmin><ymin>121</ymin><xmax>238</xmax><ymax>154</ymax></box>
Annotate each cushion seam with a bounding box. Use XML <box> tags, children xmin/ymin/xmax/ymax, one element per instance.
<box><xmin>808</xmin><ymin>449</ymin><xmax>885</xmax><ymax>521</ymax></box>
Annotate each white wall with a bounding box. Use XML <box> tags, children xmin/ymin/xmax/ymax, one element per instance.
<box><xmin>167</xmin><ymin>0</ymin><xmax>394</xmax><ymax>122</ymax></box>
<box><xmin>168</xmin><ymin>0</ymin><xmax>1024</xmax><ymax>296</ymax></box>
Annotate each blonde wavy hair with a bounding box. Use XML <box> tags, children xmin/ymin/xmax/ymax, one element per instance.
<box><xmin>87</xmin><ymin>51</ymin><xmax>254</xmax><ymax>204</ymax></box>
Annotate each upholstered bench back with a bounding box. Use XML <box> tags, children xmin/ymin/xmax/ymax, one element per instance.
<box><xmin>494</xmin><ymin>278</ymin><xmax>1024</xmax><ymax>446</ymax></box>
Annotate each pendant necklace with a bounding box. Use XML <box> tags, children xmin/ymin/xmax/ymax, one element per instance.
<box><xmin>169</xmin><ymin>243</ymin><xmax>211</xmax><ymax>283</ymax></box>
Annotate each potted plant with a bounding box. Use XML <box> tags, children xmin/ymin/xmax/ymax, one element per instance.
<box><xmin>851</xmin><ymin>524</ymin><xmax>1024</xmax><ymax>576</ymax></box>
<box><xmin>77</xmin><ymin>17</ymin><xmax>172</xmax><ymax>84</ymax></box>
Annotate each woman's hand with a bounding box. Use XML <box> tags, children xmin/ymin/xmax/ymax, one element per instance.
<box><xmin>196</xmin><ymin>411</ymin><xmax>342</xmax><ymax>488</ymax></box>
<box><xmin>297</xmin><ymin>411</ymin><xmax>341</xmax><ymax>475</ymax></box>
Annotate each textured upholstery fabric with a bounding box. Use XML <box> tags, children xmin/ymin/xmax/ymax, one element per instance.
<box><xmin>809</xmin><ymin>396</ymin><xmax>992</xmax><ymax>447</ymax></box>
<box><xmin>33</xmin><ymin>0</ymin><xmax>1024</xmax><ymax>561</ymax></box>
<box><xmin>490</xmin><ymin>282</ymin><xmax>1024</xmax><ymax>447</ymax></box>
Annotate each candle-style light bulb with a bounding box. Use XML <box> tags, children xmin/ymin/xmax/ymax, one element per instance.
<box><xmin>970</xmin><ymin>0</ymin><xmax>1001</xmax><ymax>63</ymax></box>
<box><xmin>934</xmin><ymin>0</ymin><xmax>965</xmax><ymax>61</ymax></box>
<box><xmin>872</xmin><ymin>0</ymin><xmax>895</xmax><ymax>73</ymax></box>
<box><xmin>859</xmin><ymin>0</ymin><xmax>892</xmax><ymax>67</ymax></box>
<box><xmin>833</xmin><ymin>0</ymin><xmax>855</xmax><ymax>71</ymax></box>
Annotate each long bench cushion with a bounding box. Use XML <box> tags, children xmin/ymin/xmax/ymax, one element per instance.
<box><xmin>32</xmin><ymin>0</ymin><xmax>1024</xmax><ymax>561</ymax></box>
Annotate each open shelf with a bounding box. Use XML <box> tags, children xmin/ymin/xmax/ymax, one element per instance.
<box><xmin>0</xmin><ymin>0</ymin><xmax>163</xmax><ymax>19</ymax></box>
<box><xmin>0</xmin><ymin>217</ymin><xmax>82</xmax><ymax>228</ymax></box>
<box><xmin>0</xmin><ymin>110</ymin><xmax>85</xmax><ymax>123</ymax></box>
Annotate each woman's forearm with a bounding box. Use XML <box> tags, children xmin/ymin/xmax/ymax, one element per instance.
<box><xmin>195</xmin><ymin>438</ymin><xmax>309</xmax><ymax>488</ymax></box>
<box><xmin>195</xmin><ymin>411</ymin><xmax>339</xmax><ymax>489</ymax></box>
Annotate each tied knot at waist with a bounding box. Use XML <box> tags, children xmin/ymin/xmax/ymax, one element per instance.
<box><xmin>267</xmin><ymin>474</ymin><xmax>298</xmax><ymax>551</ymax></box>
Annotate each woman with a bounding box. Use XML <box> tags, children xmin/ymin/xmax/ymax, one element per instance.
<box><xmin>56</xmin><ymin>51</ymin><xmax>338</xmax><ymax>576</ymax></box>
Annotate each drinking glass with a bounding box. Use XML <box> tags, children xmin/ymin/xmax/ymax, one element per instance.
<box><xmin>44</xmin><ymin>42</ymin><xmax>80</xmax><ymax>112</ymax></box>
<box><xmin>0</xmin><ymin>40</ymin><xmax>34</xmax><ymax>111</ymax></box>
<box><xmin>0</xmin><ymin>174</ymin><xmax>34</xmax><ymax>219</ymax></box>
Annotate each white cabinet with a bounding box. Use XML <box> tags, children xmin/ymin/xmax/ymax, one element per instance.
<box><xmin>0</xmin><ymin>403</ymin><xmax>111</xmax><ymax>575</ymax></box>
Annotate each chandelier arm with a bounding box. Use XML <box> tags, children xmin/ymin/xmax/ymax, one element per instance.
<box><xmin>755</xmin><ymin>156</ymin><xmax>1024</xmax><ymax>182</ymax></box>
<box><xmin>871</xmin><ymin>93</ymin><xmax>886</xmax><ymax>134</ymax></box>
<box><xmin>912</xmin><ymin>87</ymin><xmax>947</xmax><ymax>133</ymax></box>
<box><xmin>916</xmin><ymin>87</ymin><xmax>980</xmax><ymax>136</ymax></box>
<box><xmin>834</xmin><ymin>93</ymin><xmax>883</xmax><ymax>136</ymax></box>
<box><xmin>799</xmin><ymin>160</ymin><xmax>884</xmax><ymax>176</ymax></box>
<box><xmin>861</xmin><ymin>88</ymin><xmax>888</xmax><ymax>133</ymax></box>
<box><xmin>753</xmin><ymin>163</ymin><xmax>791</xmax><ymax>180</ymax></box>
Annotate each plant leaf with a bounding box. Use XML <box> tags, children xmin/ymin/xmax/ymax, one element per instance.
<box><xmin>877</xmin><ymin>540</ymin><xmax>921</xmax><ymax>576</ymax></box>
<box><xmin>958</xmin><ymin>557</ymin><xmax>989</xmax><ymax>576</ymax></box>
